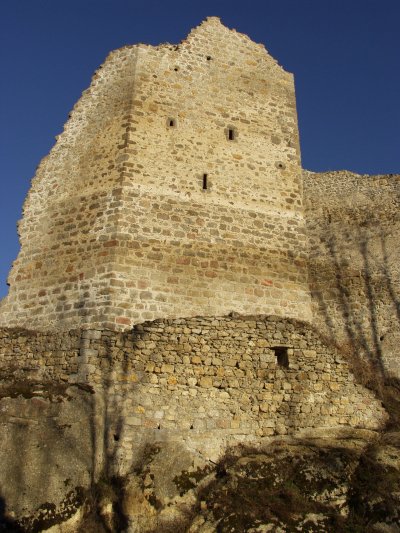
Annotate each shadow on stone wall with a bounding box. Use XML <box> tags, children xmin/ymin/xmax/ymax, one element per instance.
<box><xmin>84</xmin><ymin>333</ymin><xmax>133</xmax><ymax>532</ymax></box>
<box><xmin>310</xmin><ymin>221</ymin><xmax>400</xmax><ymax>383</ymax></box>
<box><xmin>0</xmin><ymin>310</ymin><xmax>394</xmax><ymax>531</ymax></box>
<box><xmin>0</xmin><ymin>496</ymin><xmax>23</xmax><ymax>532</ymax></box>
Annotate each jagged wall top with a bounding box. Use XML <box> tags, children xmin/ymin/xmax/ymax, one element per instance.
<box><xmin>1</xmin><ymin>17</ymin><xmax>309</xmax><ymax>331</ymax></box>
<box><xmin>110</xmin><ymin>17</ymin><xmax>286</xmax><ymax>74</ymax></box>
<box><xmin>182</xmin><ymin>17</ymin><xmax>286</xmax><ymax>72</ymax></box>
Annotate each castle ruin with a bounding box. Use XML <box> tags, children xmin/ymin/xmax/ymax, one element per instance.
<box><xmin>0</xmin><ymin>16</ymin><xmax>311</xmax><ymax>331</ymax></box>
<box><xmin>0</xmin><ymin>17</ymin><xmax>399</xmax><ymax>530</ymax></box>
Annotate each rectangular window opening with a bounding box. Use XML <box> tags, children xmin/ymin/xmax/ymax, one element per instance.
<box><xmin>273</xmin><ymin>346</ymin><xmax>289</xmax><ymax>368</ymax></box>
<box><xmin>228</xmin><ymin>129</ymin><xmax>235</xmax><ymax>141</ymax></box>
<box><xmin>202</xmin><ymin>174</ymin><xmax>208</xmax><ymax>190</ymax></box>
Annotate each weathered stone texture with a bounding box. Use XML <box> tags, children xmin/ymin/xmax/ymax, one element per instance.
<box><xmin>0</xmin><ymin>314</ymin><xmax>388</xmax><ymax>528</ymax></box>
<box><xmin>0</xmin><ymin>316</ymin><xmax>386</xmax><ymax>466</ymax></box>
<box><xmin>92</xmin><ymin>315</ymin><xmax>386</xmax><ymax>474</ymax></box>
<box><xmin>0</xmin><ymin>328</ymin><xmax>81</xmax><ymax>381</ymax></box>
<box><xmin>304</xmin><ymin>170</ymin><xmax>400</xmax><ymax>377</ymax></box>
<box><xmin>0</xmin><ymin>390</ymin><xmax>93</xmax><ymax>527</ymax></box>
<box><xmin>0</xmin><ymin>44</ymin><xmax>137</xmax><ymax>331</ymax></box>
<box><xmin>0</xmin><ymin>17</ymin><xmax>398</xmax><ymax>529</ymax></box>
<box><xmin>0</xmin><ymin>17</ymin><xmax>311</xmax><ymax>331</ymax></box>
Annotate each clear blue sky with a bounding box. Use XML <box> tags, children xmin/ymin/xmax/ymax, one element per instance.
<box><xmin>1</xmin><ymin>0</ymin><xmax>399</xmax><ymax>298</ymax></box>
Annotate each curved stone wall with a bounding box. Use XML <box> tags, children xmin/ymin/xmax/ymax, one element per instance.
<box><xmin>0</xmin><ymin>314</ymin><xmax>387</xmax><ymax>526</ymax></box>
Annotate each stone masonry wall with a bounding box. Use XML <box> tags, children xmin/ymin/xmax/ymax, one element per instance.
<box><xmin>0</xmin><ymin>44</ymin><xmax>138</xmax><ymax>330</ymax></box>
<box><xmin>111</xmin><ymin>18</ymin><xmax>310</xmax><ymax>328</ymax></box>
<box><xmin>0</xmin><ymin>17</ymin><xmax>311</xmax><ymax>331</ymax></box>
<box><xmin>0</xmin><ymin>328</ymin><xmax>81</xmax><ymax>382</ymax></box>
<box><xmin>304</xmin><ymin>170</ymin><xmax>400</xmax><ymax>377</ymax></box>
<box><xmin>0</xmin><ymin>315</ymin><xmax>386</xmax><ymax>467</ymax></box>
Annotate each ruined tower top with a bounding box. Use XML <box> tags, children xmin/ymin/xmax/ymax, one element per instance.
<box><xmin>0</xmin><ymin>18</ymin><xmax>311</xmax><ymax>331</ymax></box>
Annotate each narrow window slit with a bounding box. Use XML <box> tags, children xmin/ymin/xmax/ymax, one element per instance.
<box><xmin>202</xmin><ymin>174</ymin><xmax>208</xmax><ymax>190</ymax></box>
<box><xmin>273</xmin><ymin>346</ymin><xmax>289</xmax><ymax>368</ymax></box>
<box><xmin>228</xmin><ymin>128</ymin><xmax>235</xmax><ymax>141</ymax></box>
<box><xmin>168</xmin><ymin>118</ymin><xmax>176</xmax><ymax>128</ymax></box>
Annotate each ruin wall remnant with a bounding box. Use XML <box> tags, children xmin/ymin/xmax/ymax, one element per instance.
<box><xmin>304</xmin><ymin>170</ymin><xmax>400</xmax><ymax>377</ymax></box>
<box><xmin>0</xmin><ymin>17</ymin><xmax>311</xmax><ymax>331</ymax></box>
<box><xmin>0</xmin><ymin>18</ymin><xmax>398</xmax><ymax>530</ymax></box>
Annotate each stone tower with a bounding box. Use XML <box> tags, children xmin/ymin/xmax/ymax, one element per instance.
<box><xmin>0</xmin><ymin>17</ymin><xmax>311</xmax><ymax>331</ymax></box>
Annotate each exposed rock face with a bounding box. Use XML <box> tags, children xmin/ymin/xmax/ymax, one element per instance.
<box><xmin>2</xmin><ymin>388</ymin><xmax>399</xmax><ymax>533</ymax></box>
<box><xmin>0</xmin><ymin>316</ymin><xmax>393</xmax><ymax>531</ymax></box>
<box><xmin>0</xmin><ymin>383</ymin><xmax>96</xmax><ymax>531</ymax></box>
<box><xmin>176</xmin><ymin>434</ymin><xmax>400</xmax><ymax>533</ymax></box>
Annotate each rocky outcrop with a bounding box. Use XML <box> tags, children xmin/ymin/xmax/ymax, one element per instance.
<box><xmin>0</xmin><ymin>382</ymin><xmax>96</xmax><ymax>531</ymax></box>
<box><xmin>0</xmin><ymin>315</ymin><xmax>397</xmax><ymax>532</ymax></box>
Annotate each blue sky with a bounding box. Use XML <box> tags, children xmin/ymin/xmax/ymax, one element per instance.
<box><xmin>1</xmin><ymin>0</ymin><xmax>399</xmax><ymax>299</ymax></box>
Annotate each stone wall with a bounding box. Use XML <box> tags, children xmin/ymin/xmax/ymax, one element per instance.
<box><xmin>0</xmin><ymin>44</ymin><xmax>137</xmax><ymax>331</ymax></box>
<box><xmin>0</xmin><ymin>314</ymin><xmax>388</xmax><ymax>527</ymax></box>
<box><xmin>0</xmin><ymin>328</ymin><xmax>81</xmax><ymax>381</ymax></box>
<box><xmin>0</xmin><ymin>315</ymin><xmax>386</xmax><ymax>468</ymax></box>
<box><xmin>0</xmin><ymin>16</ymin><xmax>398</xmax><ymax>530</ymax></box>
<box><xmin>0</xmin><ymin>17</ymin><xmax>311</xmax><ymax>331</ymax></box>
<box><xmin>304</xmin><ymin>170</ymin><xmax>400</xmax><ymax>377</ymax></box>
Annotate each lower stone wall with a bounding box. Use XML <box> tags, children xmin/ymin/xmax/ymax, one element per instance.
<box><xmin>0</xmin><ymin>314</ymin><xmax>389</xmax><ymax>527</ymax></box>
<box><xmin>0</xmin><ymin>315</ymin><xmax>387</xmax><ymax>464</ymax></box>
<box><xmin>0</xmin><ymin>328</ymin><xmax>81</xmax><ymax>381</ymax></box>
